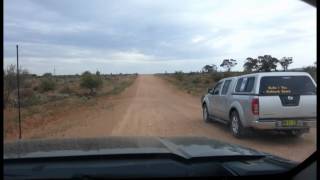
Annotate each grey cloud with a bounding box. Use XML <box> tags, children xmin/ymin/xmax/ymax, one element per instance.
<box><xmin>4</xmin><ymin>0</ymin><xmax>316</xmax><ymax>74</ymax></box>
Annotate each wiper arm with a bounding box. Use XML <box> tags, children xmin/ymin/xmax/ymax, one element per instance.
<box><xmin>157</xmin><ymin>137</ymin><xmax>266</xmax><ymax>162</ymax></box>
<box><xmin>187</xmin><ymin>154</ymin><xmax>266</xmax><ymax>162</ymax></box>
<box><xmin>157</xmin><ymin>137</ymin><xmax>191</xmax><ymax>159</ymax></box>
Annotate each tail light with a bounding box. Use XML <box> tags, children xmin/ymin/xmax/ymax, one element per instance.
<box><xmin>251</xmin><ymin>98</ymin><xmax>259</xmax><ymax>115</ymax></box>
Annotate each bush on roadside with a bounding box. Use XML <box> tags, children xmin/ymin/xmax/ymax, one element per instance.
<box><xmin>22</xmin><ymin>79</ymin><xmax>33</xmax><ymax>88</ymax></box>
<box><xmin>3</xmin><ymin>64</ymin><xmax>29</xmax><ymax>108</ymax></box>
<box><xmin>174</xmin><ymin>71</ymin><xmax>184</xmax><ymax>81</ymax></box>
<box><xmin>191</xmin><ymin>77</ymin><xmax>200</xmax><ymax>84</ymax></box>
<box><xmin>212</xmin><ymin>72</ymin><xmax>224</xmax><ymax>82</ymax></box>
<box><xmin>33</xmin><ymin>86</ymin><xmax>39</xmax><ymax>92</ymax></box>
<box><xmin>20</xmin><ymin>88</ymin><xmax>34</xmax><ymax>98</ymax></box>
<box><xmin>22</xmin><ymin>94</ymin><xmax>41</xmax><ymax>107</ymax></box>
<box><xmin>12</xmin><ymin>88</ymin><xmax>42</xmax><ymax>107</ymax></box>
<box><xmin>80</xmin><ymin>71</ymin><xmax>103</xmax><ymax>95</ymax></box>
<box><xmin>59</xmin><ymin>85</ymin><xmax>75</xmax><ymax>95</ymax></box>
<box><xmin>40</xmin><ymin>78</ymin><xmax>56</xmax><ymax>92</ymax></box>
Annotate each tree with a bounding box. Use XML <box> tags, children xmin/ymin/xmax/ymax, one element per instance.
<box><xmin>202</xmin><ymin>64</ymin><xmax>217</xmax><ymax>73</ymax></box>
<box><xmin>211</xmin><ymin>64</ymin><xmax>218</xmax><ymax>72</ymax></box>
<box><xmin>220</xmin><ymin>59</ymin><xmax>237</xmax><ymax>72</ymax></box>
<box><xmin>202</xmin><ymin>65</ymin><xmax>211</xmax><ymax>73</ymax></box>
<box><xmin>80</xmin><ymin>71</ymin><xmax>103</xmax><ymax>95</ymax></box>
<box><xmin>4</xmin><ymin>65</ymin><xmax>17</xmax><ymax>90</ymax></box>
<box><xmin>20</xmin><ymin>69</ymin><xmax>31</xmax><ymax>87</ymax></box>
<box><xmin>3</xmin><ymin>64</ymin><xmax>31</xmax><ymax>108</ymax></box>
<box><xmin>43</xmin><ymin>72</ymin><xmax>53</xmax><ymax>77</ymax></box>
<box><xmin>279</xmin><ymin>57</ymin><xmax>293</xmax><ymax>71</ymax></box>
<box><xmin>257</xmin><ymin>55</ymin><xmax>279</xmax><ymax>72</ymax></box>
<box><xmin>303</xmin><ymin>63</ymin><xmax>317</xmax><ymax>82</ymax></box>
<box><xmin>4</xmin><ymin>65</ymin><xmax>17</xmax><ymax>107</ymax></box>
<box><xmin>243</xmin><ymin>57</ymin><xmax>259</xmax><ymax>72</ymax></box>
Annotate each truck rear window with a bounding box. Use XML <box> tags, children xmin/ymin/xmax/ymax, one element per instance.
<box><xmin>235</xmin><ymin>77</ymin><xmax>255</xmax><ymax>92</ymax></box>
<box><xmin>259</xmin><ymin>76</ymin><xmax>316</xmax><ymax>95</ymax></box>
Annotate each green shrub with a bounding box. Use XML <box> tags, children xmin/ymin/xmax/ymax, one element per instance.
<box><xmin>42</xmin><ymin>73</ymin><xmax>53</xmax><ymax>77</ymax></box>
<box><xmin>212</xmin><ymin>72</ymin><xmax>224</xmax><ymax>82</ymax></box>
<box><xmin>23</xmin><ymin>94</ymin><xmax>41</xmax><ymax>107</ymax></box>
<box><xmin>33</xmin><ymin>86</ymin><xmax>39</xmax><ymax>92</ymax></box>
<box><xmin>14</xmin><ymin>93</ymin><xmax>41</xmax><ymax>107</ymax></box>
<box><xmin>174</xmin><ymin>71</ymin><xmax>184</xmax><ymax>81</ymax></box>
<box><xmin>20</xmin><ymin>88</ymin><xmax>34</xmax><ymax>98</ymax></box>
<box><xmin>80</xmin><ymin>71</ymin><xmax>103</xmax><ymax>95</ymax></box>
<box><xmin>40</xmin><ymin>78</ymin><xmax>56</xmax><ymax>92</ymax></box>
<box><xmin>191</xmin><ymin>77</ymin><xmax>200</xmax><ymax>84</ymax></box>
<box><xmin>59</xmin><ymin>85</ymin><xmax>74</xmax><ymax>94</ymax></box>
<box><xmin>23</xmin><ymin>80</ymin><xmax>32</xmax><ymax>88</ymax></box>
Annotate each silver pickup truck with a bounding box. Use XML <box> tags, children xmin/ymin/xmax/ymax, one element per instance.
<box><xmin>201</xmin><ymin>72</ymin><xmax>317</xmax><ymax>138</ymax></box>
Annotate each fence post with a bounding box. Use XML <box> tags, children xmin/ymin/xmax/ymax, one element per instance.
<box><xmin>16</xmin><ymin>44</ymin><xmax>22</xmax><ymax>139</ymax></box>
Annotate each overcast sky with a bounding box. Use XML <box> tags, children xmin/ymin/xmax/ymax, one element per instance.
<box><xmin>4</xmin><ymin>0</ymin><xmax>316</xmax><ymax>75</ymax></box>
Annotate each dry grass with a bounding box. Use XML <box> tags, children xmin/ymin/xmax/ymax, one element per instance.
<box><xmin>3</xmin><ymin>74</ymin><xmax>137</xmax><ymax>139</ymax></box>
<box><xmin>158</xmin><ymin>72</ymin><xmax>244</xmax><ymax>97</ymax></box>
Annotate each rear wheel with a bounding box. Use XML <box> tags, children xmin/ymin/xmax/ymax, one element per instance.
<box><xmin>202</xmin><ymin>105</ymin><xmax>210</xmax><ymax>123</ymax></box>
<box><xmin>230</xmin><ymin>111</ymin><xmax>247</xmax><ymax>138</ymax></box>
<box><xmin>285</xmin><ymin>130</ymin><xmax>304</xmax><ymax>138</ymax></box>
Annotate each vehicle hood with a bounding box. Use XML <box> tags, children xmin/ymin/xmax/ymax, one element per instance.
<box><xmin>3</xmin><ymin>136</ymin><xmax>287</xmax><ymax>161</ymax></box>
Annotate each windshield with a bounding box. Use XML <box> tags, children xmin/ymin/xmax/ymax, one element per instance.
<box><xmin>3</xmin><ymin>0</ymin><xmax>317</xmax><ymax>177</ymax></box>
<box><xmin>259</xmin><ymin>76</ymin><xmax>316</xmax><ymax>95</ymax></box>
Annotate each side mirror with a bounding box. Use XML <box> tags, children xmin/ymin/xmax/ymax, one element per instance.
<box><xmin>207</xmin><ymin>88</ymin><xmax>212</xmax><ymax>93</ymax></box>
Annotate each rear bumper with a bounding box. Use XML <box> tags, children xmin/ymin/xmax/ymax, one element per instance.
<box><xmin>250</xmin><ymin>119</ymin><xmax>316</xmax><ymax>130</ymax></box>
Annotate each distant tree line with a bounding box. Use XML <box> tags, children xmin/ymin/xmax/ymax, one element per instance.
<box><xmin>202</xmin><ymin>55</ymin><xmax>298</xmax><ymax>73</ymax></box>
<box><xmin>200</xmin><ymin>55</ymin><xmax>316</xmax><ymax>82</ymax></box>
<box><xmin>243</xmin><ymin>55</ymin><xmax>293</xmax><ymax>72</ymax></box>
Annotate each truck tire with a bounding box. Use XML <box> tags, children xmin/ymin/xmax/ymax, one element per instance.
<box><xmin>230</xmin><ymin>111</ymin><xmax>247</xmax><ymax>138</ymax></box>
<box><xmin>286</xmin><ymin>130</ymin><xmax>304</xmax><ymax>138</ymax></box>
<box><xmin>202</xmin><ymin>104</ymin><xmax>210</xmax><ymax>123</ymax></box>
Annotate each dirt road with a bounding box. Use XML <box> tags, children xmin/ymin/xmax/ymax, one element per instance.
<box><xmin>19</xmin><ymin>75</ymin><xmax>316</xmax><ymax>162</ymax></box>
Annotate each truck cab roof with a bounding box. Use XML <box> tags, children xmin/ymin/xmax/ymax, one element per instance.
<box><xmin>236</xmin><ymin>71</ymin><xmax>311</xmax><ymax>78</ymax></box>
<box><xmin>219</xmin><ymin>71</ymin><xmax>313</xmax><ymax>83</ymax></box>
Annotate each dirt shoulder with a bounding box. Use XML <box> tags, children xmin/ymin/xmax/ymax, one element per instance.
<box><xmin>4</xmin><ymin>75</ymin><xmax>136</xmax><ymax>141</ymax></box>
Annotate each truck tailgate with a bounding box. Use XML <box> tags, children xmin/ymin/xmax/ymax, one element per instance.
<box><xmin>259</xmin><ymin>95</ymin><xmax>316</xmax><ymax>119</ymax></box>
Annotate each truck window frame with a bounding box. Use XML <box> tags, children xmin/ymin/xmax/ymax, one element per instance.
<box><xmin>235</xmin><ymin>76</ymin><xmax>255</xmax><ymax>93</ymax></box>
<box><xmin>213</xmin><ymin>81</ymin><xmax>223</xmax><ymax>95</ymax></box>
<box><xmin>221</xmin><ymin>79</ymin><xmax>232</xmax><ymax>95</ymax></box>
